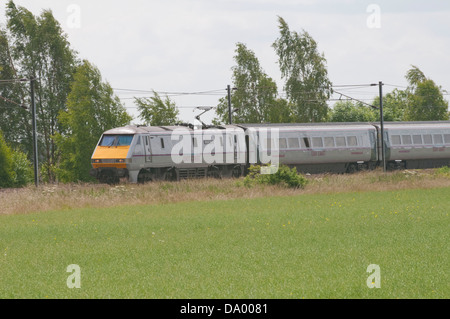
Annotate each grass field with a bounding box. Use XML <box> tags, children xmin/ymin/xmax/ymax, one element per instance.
<box><xmin>0</xmin><ymin>171</ymin><xmax>448</xmax><ymax>299</ymax></box>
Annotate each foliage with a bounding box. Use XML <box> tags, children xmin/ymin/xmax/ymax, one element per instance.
<box><xmin>435</xmin><ymin>166</ymin><xmax>450</xmax><ymax>177</ymax></box>
<box><xmin>405</xmin><ymin>65</ymin><xmax>426</xmax><ymax>89</ymax></box>
<box><xmin>215</xmin><ymin>43</ymin><xmax>289</xmax><ymax>124</ymax></box>
<box><xmin>370</xmin><ymin>66</ymin><xmax>448</xmax><ymax>122</ymax></box>
<box><xmin>404</xmin><ymin>65</ymin><xmax>448</xmax><ymax>121</ymax></box>
<box><xmin>0</xmin><ymin>28</ymin><xmax>31</xmax><ymax>156</ymax></box>
<box><xmin>405</xmin><ymin>79</ymin><xmax>449</xmax><ymax>121</ymax></box>
<box><xmin>273</xmin><ymin>16</ymin><xmax>332</xmax><ymax>123</ymax></box>
<box><xmin>0</xmin><ymin>130</ymin><xmax>32</xmax><ymax>188</ymax></box>
<box><xmin>3</xmin><ymin>1</ymin><xmax>78</xmax><ymax>181</ymax></box>
<box><xmin>372</xmin><ymin>88</ymin><xmax>409</xmax><ymax>122</ymax></box>
<box><xmin>0</xmin><ymin>130</ymin><xmax>14</xmax><ymax>188</ymax></box>
<box><xmin>243</xmin><ymin>164</ymin><xmax>308</xmax><ymax>189</ymax></box>
<box><xmin>135</xmin><ymin>91</ymin><xmax>179</xmax><ymax>126</ymax></box>
<box><xmin>329</xmin><ymin>100</ymin><xmax>377</xmax><ymax>122</ymax></box>
<box><xmin>55</xmin><ymin>60</ymin><xmax>132</xmax><ymax>182</ymax></box>
<box><xmin>10</xmin><ymin>149</ymin><xmax>33</xmax><ymax>187</ymax></box>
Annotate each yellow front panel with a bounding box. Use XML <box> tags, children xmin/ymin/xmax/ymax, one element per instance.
<box><xmin>92</xmin><ymin>146</ymin><xmax>130</xmax><ymax>159</ymax></box>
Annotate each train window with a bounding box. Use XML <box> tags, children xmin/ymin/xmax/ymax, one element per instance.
<box><xmin>101</xmin><ymin>135</ymin><xmax>134</xmax><ymax>146</ymax></box>
<box><xmin>117</xmin><ymin>135</ymin><xmax>133</xmax><ymax>146</ymax></box>
<box><xmin>100</xmin><ymin>135</ymin><xmax>116</xmax><ymax>146</ymax></box>
<box><xmin>136</xmin><ymin>136</ymin><xmax>141</xmax><ymax>145</ymax></box>
<box><xmin>288</xmin><ymin>138</ymin><xmax>299</xmax><ymax>149</ymax></box>
<box><xmin>444</xmin><ymin>134</ymin><xmax>450</xmax><ymax>144</ymax></box>
<box><xmin>324</xmin><ymin>137</ymin><xmax>335</xmax><ymax>148</ymax></box>
<box><xmin>391</xmin><ymin>135</ymin><xmax>401</xmax><ymax>145</ymax></box>
<box><xmin>160</xmin><ymin>138</ymin><xmax>165</xmax><ymax>149</ymax></box>
<box><xmin>401</xmin><ymin>135</ymin><xmax>412</xmax><ymax>145</ymax></box>
<box><xmin>301</xmin><ymin>138</ymin><xmax>311</xmax><ymax>148</ymax></box>
<box><xmin>412</xmin><ymin>135</ymin><xmax>422</xmax><ymax>145</ymax></box>
<box><xmin>192</xmin><ymin>137</ymin><xmax>198</xmax><ymax>148</ymax></box>
<box><xmin>279</xmin><ymin>138</ymin><xmax>287</xmax><ymax>149</ymax></box>
<box><xmin>433</xmin><ymin>134</ymin><xmax>443</xmax><ymax>144</ymax></box>
<box><xmin>335</xmin><ymin>137</ymin><xmax>346</xmax><ymax>147</ymax></box>
<box><xmin>423</xmin><ymin>134</ymin><xmax>432</xmax><ymax>144</ymax></box>
<box><xmin>347</xmin><ymin>136</ymin><xmax>357</xmax><ymax>147</ymax></box>
<box><xmin>312</xmin><ymin>137</ymin><xmax>323</xmax><ymax>148</ymax></box>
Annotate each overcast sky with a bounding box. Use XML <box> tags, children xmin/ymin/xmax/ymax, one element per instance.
<box><xmin>1</xmin><ymin>0</ymin><xmax>449</xmax><ymax>124</ymax></box>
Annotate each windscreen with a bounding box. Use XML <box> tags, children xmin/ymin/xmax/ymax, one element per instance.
<box><xmin>100</xmin><ymin>135</ymin><xmax>134</xmax><ymax>147</ymax></box>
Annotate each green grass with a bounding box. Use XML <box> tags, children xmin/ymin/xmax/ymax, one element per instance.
<box><xmin>0</xmin><ymin>187</ymin><xmax>448</xmax><ymax>299</ymax></box>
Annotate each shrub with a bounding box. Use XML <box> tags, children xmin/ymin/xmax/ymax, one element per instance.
<box><xmin>11</xmin><ymin>150</ymin><xmax>34</xmax><ymax>187</ymax></box>
<box><xmin>243</xmin><ymin>164</ymin><xmax>308</xmax><ymax>189</ymax></box>
<box><xmin>435</xmin><ymin>166</ymin><xmax>450</xmax><ymax>177</ymax></box>
<box><xmin>0</xmin><ymin>131</ymin><xmax>34</xmax><ymax>188</ymax></box>
<box><xmin>0</xmin><ymin>131</ymin><xmax>14</xmax><ymax>188</ymax></box>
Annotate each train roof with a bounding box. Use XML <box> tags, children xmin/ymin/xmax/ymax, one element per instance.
<box><xmin>103</xmin><ymin>126</ymin><xmax>168</xmax><ymax>134</ymax></box>
<box><xmin>383</xmin><ymin>122</ymin><xmax>450</xmax><ymax>130</ymax></box>
<box><xmin>236</xmin><ymin>122</ymin><xmax>376</xmax><ymax>130</ymax></box>
<box><xmin>103</xmin><ymin>124</ymin><xmax>243</xmax><ymax>135</ymax></box>
<box><xmin>103</xmin><ymin>121</ymin><xmax>450</xmax><ymax>135</ymax></box>
<box><xmin>237</xmin><ymin>121</ymin><xmax>450</xmax><ymax>127</ymax></box>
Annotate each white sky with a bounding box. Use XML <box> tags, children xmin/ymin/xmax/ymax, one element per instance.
<box><xmin>1</xmin><ymin>0</ymin><xmax>449</xmax><ymax>124</ymax></box>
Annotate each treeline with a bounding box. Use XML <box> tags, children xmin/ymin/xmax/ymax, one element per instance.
<box><xmin>1</xmin><ymin>3</ymin><xmax>449</xmax><ymax>188</ymax></box>
<box><xmin>0</xmin><ymin>1</ymin><xmax>131</xmax><ymax>187</ymax></box>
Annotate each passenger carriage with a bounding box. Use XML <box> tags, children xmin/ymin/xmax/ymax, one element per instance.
<box><xmin>382</xmin><ymin>121</ymin><xmax>450</xmax><ymax>169</ymax></box>
<box><xmin>238</xmin><ymin>123</ymin><xmax>377</xmax><ymax>173</ymax></box>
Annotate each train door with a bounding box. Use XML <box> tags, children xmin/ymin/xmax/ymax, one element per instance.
<box><xmin>144</xmin><ymin>135</ymin><xmax>152</xmax><ymax>162</ymax></box>
<box><xmin>233</xmin><ymin>134</ymin><xmax>238</xmax><ymax>162</ymax></box>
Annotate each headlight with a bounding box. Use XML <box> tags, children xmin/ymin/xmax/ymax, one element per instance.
<box><xmin>92</xmin><ymin>159</ymin><xmax>102</xmax><ymax>163</ymax></box>
<box><xmin>116</xmin><ymin>159</ymin><xmax>125</xmax><ymax>163</ymax></box>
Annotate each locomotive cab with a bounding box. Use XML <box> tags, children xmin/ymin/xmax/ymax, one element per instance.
<box><xmin>90</xmin><ymin>131</ymin><xmax>135</xmax><ymax>183</ymax></box>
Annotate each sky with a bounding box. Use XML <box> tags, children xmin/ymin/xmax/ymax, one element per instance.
<box><xmin>1</xmin><ymin>0</ymin><xmax>450</xmax><ymax>125</ymax></box>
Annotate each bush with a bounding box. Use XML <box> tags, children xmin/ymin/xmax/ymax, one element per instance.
<box><xmin>0</xmin><ymin>130</ymin><xmax>34</xmax><ymax>188</ymax></box>
<box><xmin>11</xmin><ymin>150</ymin><xmax>34</xmax><ymax>187</ymax></box>
<box><xmin>435</xmin><ymin>166</ymin><xmax>450</xmax><ymax>177</ymax></box>
<box><xmin>0</xmin><ymin>131</ymin><xmax>14</xmax><ymax>188</ymax></box>
<box><xmin>243</xmin><ymin>164</ymin><xmax>308</xmax><ymax>189</ymax></box>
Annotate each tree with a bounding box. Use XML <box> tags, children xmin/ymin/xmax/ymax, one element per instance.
<box><xmin>3</xmin><ymin>1</ymin><xmax>77</xmax><ymax>181</ymax></box>
<box><xmin>55</xmin><ymin>60</ymin><xmax>132</xmax><ymax>182</ymax></box>
<box><xmin>405</xmin><ymin>65</ymin><xmax>426</xmax><ymax>89</ymax></box>
<box><xmin>369</xmin><ymin>66</ymin><xmax>448</xmax><ymax>122</ymax></box>
<box><xmin>404</xmin><ymin>66</ymin><xmax>449</xmax><ymax>121</ymax></box>
<box><xmin>329</xmin><ymin>100</ymin><xmax>377</xmax><ymax>122</ymax></box>
<box><xmin>134</xmin><ymin>92</ymin><xmax>179</xmax><ymax>126</ymax></box>
<box><xmin>272</xmin><ymin>16</ymin><xmax>332</xmax><ymax>123</ymax></box>
<box><xmin>215</xmin><ymin>43</ymin><xmax>288</xmax><ymax>124</ymax></box>
<box><xmin>372</xmin><ymin>88</ymin><xmax>408</xmax><ymax>122</ymax></box>
<box><xmin>0</xmin><ymin>28</ymin><xmax>31</xmax><ymax>155</ymax></box>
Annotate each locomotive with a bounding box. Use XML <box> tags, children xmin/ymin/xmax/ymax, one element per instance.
<box><xmin>90</xmin><ymin>121</ymin><xmax>450</xmax><ymax>184</ymax></box>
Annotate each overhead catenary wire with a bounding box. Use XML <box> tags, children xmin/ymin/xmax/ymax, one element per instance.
<box><xmin>0</xmin><ymin>95</ymin><xmax>28</xmax><ymax>109</ymax></box>
<box><xmin>109</xmin><ymin>83</ymin><xmax>450</xmax><ymax>111</ymax></box>
<box><xmin>0</xmin><ymin>77</ymin><xmax>34</xmax><ymax>84</ymax></box>
<box><xmin>113</xmin><ymin>87</ymin><xmax>226</xmax><ymax>95</ymax></box>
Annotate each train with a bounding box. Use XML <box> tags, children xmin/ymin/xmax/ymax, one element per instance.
<box><xmin>90</xmin><ymin>121</ymin><xmax>450</xmax><ymax>184</ymax></box>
